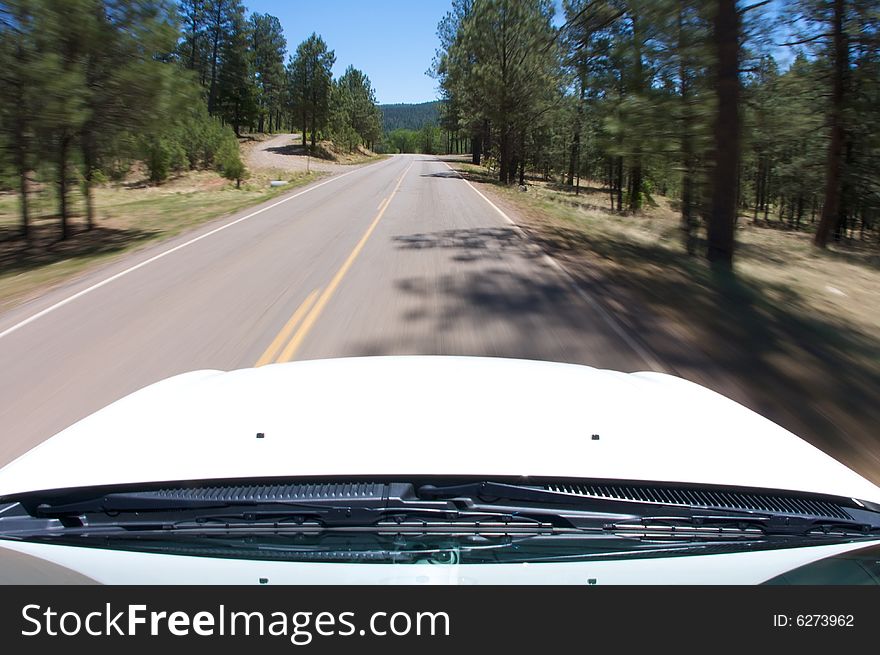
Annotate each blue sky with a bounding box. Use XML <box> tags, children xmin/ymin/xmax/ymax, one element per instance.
<box><xmin>245</xmin><ymin>0</ymin><xmax>452</xmax><ymax>105</ymax></box>
<box><xmin>244</xmin><ymin>1</ymin><xmax>795</xmax><ymax>105</ymax></box>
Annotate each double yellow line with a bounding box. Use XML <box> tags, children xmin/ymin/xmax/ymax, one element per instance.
<box><xmin>255</xmin><ymin>161</ymin><xmax>413</xmax><ymax>366</ymax></box>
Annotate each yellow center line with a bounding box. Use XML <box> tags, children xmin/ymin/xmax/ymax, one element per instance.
<box><xmin>277</xmin><ymin>161</ymin><xmax>414</xmax><ymax>363</ymax></box>
<box><xmin>254</xmin><ymin>288</ymin><xmax>320</xmax><ymax>366</ymax></box>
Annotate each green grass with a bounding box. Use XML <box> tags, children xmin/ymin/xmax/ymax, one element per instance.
<box><xmin>0</xmin><ymin>167</ymin><xmax>324</xmax><ymax>312</ymax></box>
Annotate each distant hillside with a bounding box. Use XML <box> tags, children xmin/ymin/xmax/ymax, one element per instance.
<box><xmin>379</xmin><ymin>101</ymin><xmax>440</xmax><ymax>132</ymax></box>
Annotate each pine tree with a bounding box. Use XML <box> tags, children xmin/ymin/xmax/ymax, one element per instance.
<box><xmin>250</xmin><ymin>13</ymin><xmax>286</xmax><ymax>133</ymax></box>
<box><xmin>217</xmin><ymin>4</ymin><xmax>255</xmax><ymax>135</ymax></box>
<box><xmin>288</xmin><ymin>33</ymin><xmax>335</xmax><ymax>149</ymax></box>
<box><xmin>442</xmin><ymin>0</ymin><xmax>560</xmax><ymax>184</ymax></box>
<box><xmin>0</xmin><ymin>0</ymin><xmax>44</xmax><ymax>240</ymax></box>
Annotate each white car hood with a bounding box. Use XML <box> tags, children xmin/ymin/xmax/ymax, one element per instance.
<box><xmin>1</xmin><ymin>356</ymin><xmax>878</xmax><ymax>502</ymax></box>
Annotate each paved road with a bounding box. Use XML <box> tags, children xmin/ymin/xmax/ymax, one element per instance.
<box><xmin>0</xmin><ymin>154</ymin><xmax>652</xmax><ymax>466</ymax></box>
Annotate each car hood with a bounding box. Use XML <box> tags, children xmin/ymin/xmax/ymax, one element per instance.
<box><xmin>0</xmin><ymin>356</ymin><xmax>878</xmax><ymax>502</ymax></box>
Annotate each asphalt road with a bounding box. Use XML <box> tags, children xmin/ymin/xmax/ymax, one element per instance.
<box><xmin>0</xmin><ymin>154</ymin><xmax>654</xmax><ymax>466</ymax></box>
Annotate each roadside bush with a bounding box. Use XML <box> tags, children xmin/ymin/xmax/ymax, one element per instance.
<box><xmin>142</xmin><ymin>137</ymin><xmax>170</xmax><ymax>183</ymax></box>
<box><xmin>217</xmin><ymin>138</ymin><xmax>247</xmax><ymax>188</ymax></box>
<box><xmin>142</xmin><ymin>136</ymin><xmax>185</xmax><ymax>183</ymax></box>
<box><xmin>172</xmin><ymin>105</ymin><xmax>229</xmax><ymax>170</ymax></box>
<box><xmin>199</xmin><ymin>120</ymin><xmax>229</xmax><ymax>169</ymax></box>
<box><xmin>121</xmin><ymin>85</ymin><xmax>244</xmax><ymax>184</ymax></box>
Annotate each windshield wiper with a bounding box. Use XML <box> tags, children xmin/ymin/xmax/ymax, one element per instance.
<box><xmin>420</xmin><ymin>481</ymin><xmax>880</xmax><ymax>539</ymax></box>
<box><xmin>4</xmin><ymin>480</ymin><xmax>879</xmax><ymax>542</ymax></box>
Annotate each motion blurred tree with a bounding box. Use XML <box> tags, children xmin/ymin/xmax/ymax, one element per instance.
<box><xmin>204</xmin><ymin>0</ymin><xmax>240</xmax><ymax>115</ymax></box>
<box><xmin>0</xmin><ymin>0</ymin><xmax>45</xmax><ymax>240</ymax></box>
<box><xmin>216</xmin><ymin>4</ymin><xmax>256</xmax><ymax>135</ymax></box>
<box><xmin>705</xmin><ymin>0</ymin><xmax>741</xmax><ymax>271</ymax></box>
<box><xmin>178</xmin><ymin>0</ymin><xmax>208</xmax><ymax>81</ymax></box>
<box><xmin>250</xmin><ymin>12</ymin><xmax>286</xmax><ymax>133</ymax></box>
<box><xmin>784</xmin><ymin>0</ymin><xmax>880</xmax><ymax>247</ymax></box>
<box><xmin>432</xmin><ymin>0</ymin><xmax>879</xmax><ymax>262</ymax></box>
<box><xmin>79</xmin><ymin>0</ymin><xmax>179</xmax><ymax>230</ymax></box>
<box><xmin>36</xmin><ymin>0</ymin><xmax>91</xmax><ymax>239</ymax></box>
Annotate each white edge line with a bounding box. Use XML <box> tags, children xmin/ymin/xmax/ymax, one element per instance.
<box><xmin>0</xmin><ymin>163</ymin><xmax>383</xmax><ymax>341</ymax></box>
<box><xmin>441</xmin><ymin>158</ymin><xmax>666</xmax><ymax>373</ymax></box>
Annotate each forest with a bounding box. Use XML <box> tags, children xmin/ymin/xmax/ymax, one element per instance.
<box><xmin>430</xmin><ymin>0</ymin><xmax>880</xmax><ymax>269</ymax></box>
<box><xmin>379</xmin><ymin>101</ymin><xmax>442</xmax><ymax>132</ymax></box>
<box><xmin>0</xmin><ymin>0</ymin><xmax>382</xmax><ymax>243</ymax></box>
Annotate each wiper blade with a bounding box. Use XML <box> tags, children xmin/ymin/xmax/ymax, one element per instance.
<box><xmin>8</xmin><ymin>480</ymin><xmax>880</xmax><ymax>542</ymax></box>
<box><xmin>20</xmin><ymin>482</ymin><xmax>567</xmax><ymax>534</ymax></box>
<box><xmin>30</xmin><ymin>482</ymin><xmax>428</xmax><ymax>519</ymax></box>
<box><xmin>421</xmin><ymin>482</ymin><xmax>880</xmax><ymax>540</ymax></box>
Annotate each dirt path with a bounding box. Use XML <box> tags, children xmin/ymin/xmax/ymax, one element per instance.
<box><xmin>245</xmin><ymin>134</ymin><xmax>356</xmax><ymax>173</ymax></box>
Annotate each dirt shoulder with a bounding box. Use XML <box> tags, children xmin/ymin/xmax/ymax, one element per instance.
<box><xmin>245</xmin><ymin>133</ymin><xmax>386</xmax><ymax>173</ymax></box>
<box><xmin>446</xmin><ymin>157</ymin><xmax>880</xmax><ymax>485</ymax></box>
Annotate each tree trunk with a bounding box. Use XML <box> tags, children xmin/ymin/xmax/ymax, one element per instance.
<box><xmin>814</xmin><ymin>0</ymin><xmax>846</xmax><ymax>248</ymax></box>
<box><xmin>567</xmin><ymin>80</ymin><xmax>586</xmax><ymax>186</ymax></box>
<box><xmin>189</xmin><ymin>19</ymin><xmax>198</xmax><ymax>70</ymax></box>
<box><xmin>82</xmin><ymin>137</ymin><xmax>96</xmax><ymax>231</ymax></box>
<box><xmin>629</xmin><ymin>15</ymin><xmax>644</xmax><ymax>213</ymax></box>
<box><xmin>608</xmin><ymin>159</ymin><xmax>616</xmax><ymax>210</ymax></box>
<box><xmin>499</xmin><ymin>127</ymin><xmax>511</xmax><ymax>184</ymax></box>
<box><xmin>301</xmin><ymin>108</ymin><xmax>307</xmax><ymax>146</ymax></box>
<box><xmin>753</xmin><ymin>156</ymin><xmax>764</xmax><ymax>224</ymax></box>
<box><xmin>706</xmin><ymin>0</ymin><xmax>741</xmax><ymax>271</ymax></box>
<box><xmin>18</xmin><ymin>169</ymin><xmax>29</xmax><ymax>242</ymax></box>
<box><xmin>471</xmin><ymin>130</ymin><xmax>482</xmax><ymax>165</ymax></box>
<box><xmin>58</xmin><ymin>133</ymin><xmax>70</xmax><ymax>241</ymax></box>
<box><xmin>518</xmin><ymin>128</ymin><xmax>526</xmax><ymax>187</ymax></box>
<box><xmin>835</xmin><ymin>188</ymin><xmax>848</xmax><ymax>241</ymax></box>
<box><xmin>680</xmin><ymin>43</ymin><xmax>697</xmax><ymax>258</ymax></box>
<box><xmin>83</xmin><ymin>171</ymin><xmax>95</xmax><ymax>231</ymax></box>
<box><xmin>629</xmin><ymin>164</ymin><xmax>642</xmax><ymax>212</ymax></box>
<box><xmin>616</xmin><ymin>157</ymin><xmax>624</xmax><ymax>212</ymax></box>
<box><xmin>14</xmin><ymin>126</ymin><xmax>29</xmax><ymax>240</ymax></box>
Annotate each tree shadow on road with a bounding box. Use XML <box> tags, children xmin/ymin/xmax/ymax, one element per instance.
<box><xmin>348</xmin><ymin>226</ymin><xmax>686</xmax><ymax>372</ymax></box>
<box><xmin>393</xmin><ymin>227</ymin><xmax>544</xmax><ymax>263</ymax></box>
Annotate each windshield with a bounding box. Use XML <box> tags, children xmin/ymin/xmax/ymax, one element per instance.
<box><xmin>0</xmin><ymin>0</ymin><xmax>878</xmax><ymax>595</ymax></box>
